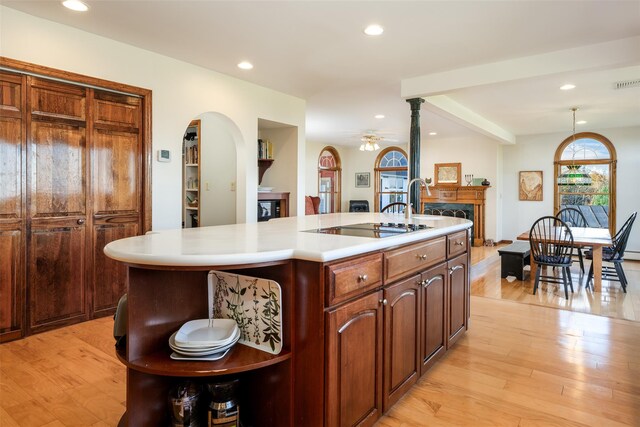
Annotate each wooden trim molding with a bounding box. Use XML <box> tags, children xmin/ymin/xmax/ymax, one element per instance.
<box><xmin>420</xmin><ymin>185</ymin><xmax>490</xmax><ymax>246</ymax></box>
<box><xmin>553</xmin><ymin>132</ymin><xmax>616</xmax><ymax>235</ymax></box>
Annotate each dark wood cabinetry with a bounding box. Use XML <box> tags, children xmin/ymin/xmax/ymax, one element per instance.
<box><xmin>447</xmin><ymin>252</ymin><xmax>469</xmax><ymax>347</ymax></box>
<box><xmin>110</xmin><ymin>227</ymin><xmax>470</xmax><ymax>426</ymax></box>
<box><xmin>420</xmin><ymin>263</ymin><xmax>447</xmax><ymax>374</ymax></box>
<box><xmin>0</xmin><ymin>71</ymin><xmax>25</xmax><ymax>341</ymax></box>
<box><xmin>326</xmin><ymin>290</ymin><xmax>383</xmax><ymax>427</ymax></box>
<box><xmin>382</xmin><ymin>274</ymin><xmax>421</xmax><ymax>411</ymax></box>
<box><xmin>0</xmin><ymin>58</ymin><xmax>151</xmax><ymax>342</ymax></box>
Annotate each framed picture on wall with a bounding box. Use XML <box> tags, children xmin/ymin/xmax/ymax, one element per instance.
<box><xmin>434</xmin><ymin>163</ymin><xmax>461</xmax><ymax>185</ymax></box>
<box><xmin>355</xmin><ymin>172</ymin><xmax>370</xmax><ymax>188</ymax></box>
<box><xmin>519</xmin><ymin>170</ymin><xmax>543</xmax><ymax>201</ymax></box>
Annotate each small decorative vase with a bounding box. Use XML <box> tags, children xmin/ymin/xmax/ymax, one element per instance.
<box><xmin>481</xmin><ymin>179</ymin><xmax>490</xmax><ymax>186</ymax></box>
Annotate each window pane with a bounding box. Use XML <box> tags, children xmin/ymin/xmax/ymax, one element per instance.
<box><xmin>560</xmin><ymin>138</ymin><xmax>610</xmax><ymax>161</ymax></box>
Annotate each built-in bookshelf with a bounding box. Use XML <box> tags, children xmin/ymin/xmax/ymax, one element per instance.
<box><xmin>183</xmin><ymin>120</ymin><xmax>200</xmax><ymax>228</ymax></box>
<box><xmin>258</xmin><ymin>138</ymin><xmax>274</xmax><ymax>185</ymax></box>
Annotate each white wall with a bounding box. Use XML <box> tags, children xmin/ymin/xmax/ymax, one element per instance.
<box><xmin>422</xmin><ymin>135</ymin><xmax>501</xmax><ymax>242</ymax></box>
<box><xmin>503</xmin><ymin>126</ymin><xmax>640</xmax><ymax>259</ymax></box>
<box><xmin>259</xmin><ymin>126</ymin><xmax>299</xmax><ymax>216</ymax></box>
<box><xmin>0</xmin><ymin>6</ymin><xmax>306</xmax><ymax>230</ymax></box>
<box><xmin>197</xmin><ymin>113</ymin><xmax>237</xmax><ymax>226</ymax></box>
<box><xmin>305</xmin><ymin>143</ymin><xmax>411</xmax><ymax>213</ymax></box>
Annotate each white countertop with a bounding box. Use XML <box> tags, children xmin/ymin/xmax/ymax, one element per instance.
<box><xmin>104</xmin><ymin>213</ymin><xmax>472</xmax><ymax>267</ymax></box>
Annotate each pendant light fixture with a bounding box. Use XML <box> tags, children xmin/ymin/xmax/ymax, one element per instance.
<box><xmin>359</xmin><ymin>134</ymin><xmax>381</xmax><ymax>151</ymax></box>
<box><xmin>557</xmin><ymin>108</ymin><xmax>592</xmax><ymax>186</ymax></box>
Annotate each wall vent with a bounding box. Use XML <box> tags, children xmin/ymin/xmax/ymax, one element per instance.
<box><xmin>613</xmin><ymin>79</ymin><xmax>640</xmax><ymax>90</ymax></box>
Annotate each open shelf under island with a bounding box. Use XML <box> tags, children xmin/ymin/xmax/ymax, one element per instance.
<box><xmin>105</xmin><ymin>213</ymin><xmax>472</xmax><ymax>427</ymax></box>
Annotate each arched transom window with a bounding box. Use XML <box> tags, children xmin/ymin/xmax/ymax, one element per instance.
<box><xmin>318</xmin><ymin>147</ymin><xmax>341</xmax><ymax>213</ymax></box>
<box><xmin>374</xmin><ymin>147</ymin><xmax>408</xmax><ymax>211</ymax></box>
<box><xmin>554</xmin><ymin>132</ymin><xmax>617</xmax><ymax>233</ymax></box>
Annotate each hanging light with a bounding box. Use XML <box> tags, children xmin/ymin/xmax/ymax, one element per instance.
<box><xmin>359</xmin><ymin>134</ymin><xmax>382</xmax><ymax>151</ymax></box>
<box><xmin>557</xmin><ymin>108</ymin><xmax>592</xmax><ymax>186</ymax></box>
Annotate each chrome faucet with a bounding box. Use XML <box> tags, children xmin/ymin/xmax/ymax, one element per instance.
<box><xmin>405</xmin><ymin>178</ymin><xmax>432</xmax><ymax>221</ymax></box>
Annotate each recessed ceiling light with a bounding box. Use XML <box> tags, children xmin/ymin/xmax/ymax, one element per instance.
<box><xmin>237</xmin><ymin>61</ymin><xmax>253</xmax><ymax>70</ymax></box>
<box><xmin>560</xmin><ymin>83</ymin><xmax>576</xmax><ymax>91</ymax></box>
<box><xmin>364</xmin><ymin>24</ymin><xmax>384</xmax><ymax>36</ymax></box>
<box><xmin>62</xmin><ymin>0</ymin><xmax>88</xmax><ymax>11</ymax></box>
<box><xmin>429</xmin><ymin>132</ymin><xmax>437</xmax><ymax>136</ymax></box>
<box><xmin>576</xmin><ymin>120</ymin><xmax>587</xmax><ymax>125</ymax></box>
<box><xmin>374</xmin><ymin>114</ymin><xmax>385</xmax><ymax>119</ymax></box>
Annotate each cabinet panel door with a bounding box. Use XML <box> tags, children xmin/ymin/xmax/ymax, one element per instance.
<box><xmin>448</xmin><ymin>253</ymin><xmax>468</xmax><ymax>347</ymax></box>
<box><xmin>0</xmin><ymin>228</ymin><xmax>24</xmax><ymax>341</ymax></box>
<box><xmin>92</xmin><ymin>222</ymin><xmax>138</xmax><ymax>315</ymax></box>
<box><xmin>420</xmin><ymin>263</ymin><xmax>447</xmax><ymax>375</ymax></box>
<box><xmin>0</xmin><ymin>72</ymin><xmax>24</xmax><ymax>221</ymax></box>
<box><xmin>27</xmin><ymin>79</ymin><xmax>88</xmax><ymax>333</ymax></box>
<box><xmin>28</xmin><ymin>225</ymin><xmax>87</xmax><ymax>332</ymax></box>
<box><xmin>326</xmin><ymin>291</ymin><xmax>383</xmax><ymax>427</ymax></box>
<box><xmin>383</xmin><ymin>274</ymin><xmax>420</xmax><ymax>411</ymax></box>
<box><xmin>90</xmin><ymin>90</ymin><xmax>142</xmax><ymax>316</ymax></box>
<box><xmin>28</xmin><ymin>121</ymin><xmax>86</xmax><ymax>218</ymax></box>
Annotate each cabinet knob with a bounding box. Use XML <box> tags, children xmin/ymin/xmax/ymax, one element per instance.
<box><xmin>379</xmin><ymin>298</ymin><xmax>388</xmax><ymax>305</ymax></box>
<box><xmin>77</xmin><ymin>219</ymin><xmax>85</xmax><ymax>225</ymax></box>
<box><xmin>416</xmin><ymin>254</ymin><xmax>428</xmax><ymax>260</ymax></box>
<box><xmin>455</xmin><ymin>241</ymin><xmax>464</xmax><ymax>246</ymax></box>
<box><xmin>358</xmin><ymin>274</ymin><xmax>368</xmax><ymax>282</ymax></box>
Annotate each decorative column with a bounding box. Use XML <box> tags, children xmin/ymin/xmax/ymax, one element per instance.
<box><xmin>407</xmin><ymin>98</ymin><xmax>425</xmax><ymax>211</ymax></box>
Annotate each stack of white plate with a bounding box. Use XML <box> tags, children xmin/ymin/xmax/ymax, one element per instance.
<box><xmin>169</xmin><ymin>318</ymin><xmax>240</xmax><ymax>361</ymax></box>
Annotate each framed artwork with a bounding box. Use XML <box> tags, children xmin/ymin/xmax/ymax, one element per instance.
<box><xmin>355</xmin><ymin>172</ymin><xmax>370</xmax><ymax>188</ymax></box>
<box><xmin>519</xmin><ymin>171</ymin><xmax>543</xmax><ymax>201</ymax></box>
<box><xmin>434</xmin><ymin>163</ymin><xmax>461</xmax><ymax>185</ymax></box>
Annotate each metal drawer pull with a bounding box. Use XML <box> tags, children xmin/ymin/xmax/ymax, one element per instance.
<box><xmin>423</xmin><ymin>276</ymin><xmax>443</xmax><ymax>287</ymax></box>
<box><xmin>379</xmin><ymin>298</ymin><xmax>388</xmax><ymax>305</ymax></box>
<box><xmin>358</xmin><ymin>274</ymin><xmax>368</xmax><ymax>282</ymax></box>
<box><xmin>449</xmin><ymin>265</ymin><xmax>463</xmax><ymax>274</ymax></box>
<box><xmin>454</xmin><ymin>241</ymin><xmax>464</xmax><ymax>246</ymax></box>
<box><xmin>416</xmin><ymin>254</ymin><xmax>428</xmax><ymax>260</ymax></box>
<box><xmin>77</xmin><ymin>219</ymin><xmax>85</xmax><ymax>225</ymax></box>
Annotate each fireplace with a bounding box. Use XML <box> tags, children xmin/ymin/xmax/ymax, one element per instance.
<box><xmin>420</xmin><ymin>185</ymin><xmax>489</xmax><ymax>246</ymax></box>
<box><xmin>423</xmin><ymin>203</ymin><xmax>475</xmax><ymax>241</ymax></box>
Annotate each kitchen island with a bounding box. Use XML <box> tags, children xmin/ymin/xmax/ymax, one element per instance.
<box><xmin>105</xmin><ymin>213</ymin><xmax>472</xmax><ymax>427</ymax></box>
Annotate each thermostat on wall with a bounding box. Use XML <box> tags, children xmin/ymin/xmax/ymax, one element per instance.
<box><xmin>157</xmin><ymin>149</ymin><xmax>171</xmax><ymax>162</ymax></box>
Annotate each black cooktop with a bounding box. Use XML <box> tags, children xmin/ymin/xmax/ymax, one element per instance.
<box><xmin>304</xmin><ymin>222</ymin><xmax>432</xmax><ymax>238</ymax></box>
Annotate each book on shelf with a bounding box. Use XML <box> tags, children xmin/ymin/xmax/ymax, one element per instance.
<box><xmin>258</xmin><ymin>138</ymin><xmax>273</xmax><ymax>160</ymax></box>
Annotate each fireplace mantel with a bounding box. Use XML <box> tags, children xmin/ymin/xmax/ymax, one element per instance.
<box><xmin>421</xmin><ymin>185</ymin><xmax>490</xmax><ymax>246</ymax></box>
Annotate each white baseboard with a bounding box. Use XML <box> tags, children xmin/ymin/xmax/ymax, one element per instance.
<box><xmin>625</xmin><ymin>251</ymin><xmax>640</xmax><ymax>261</ymax></box>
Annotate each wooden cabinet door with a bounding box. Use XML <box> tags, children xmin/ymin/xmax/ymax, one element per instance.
<box><xmin>447</xmin><ymin>253</ymin><xmax>469</xmax><ymax>347</ymax></box>
<box><xmin>0</xmin><ymin>71</ymin><xmax>26</xmax><ymax>341</ymax></box>
<box><xmin>383</xmin><ymin>274</ymin><xmax>421</xmax><ymax>411</ymax></box>
<box><xmin>420</xmin><ymin>263</ymin><xmax>447</xmax><ymax>375</ymax></box>
<box><xmin>326</xmin><ymin>291</ymin><xmax>383</xmax><ymax>427</ymax></box>
<box><xmin>90</xmin><ymin>90</ymin><xmax>142</xmax><ymax>316</ymax></box>
<box><xmin>27</xmin><ymin>78</ymin><xmax>89</xmax><ymax>333</ymax></box>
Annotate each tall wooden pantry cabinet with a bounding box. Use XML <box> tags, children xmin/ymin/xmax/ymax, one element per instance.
<box><xmin>0</xmin><ymin>58</ymin><xmax>152</xmax><ymax>342</ymax></box>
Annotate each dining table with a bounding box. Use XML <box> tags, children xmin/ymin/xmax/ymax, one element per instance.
<box><xmin>517</xmin><ymin>227</ymin><xmax>612</xmax><ymax>293</ymax></box>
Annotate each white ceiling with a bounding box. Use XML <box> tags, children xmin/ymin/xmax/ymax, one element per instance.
<box><xmin>5</xmin><ymin>0</ymin><xmax>640</xmax><ymax>148</ymax></box>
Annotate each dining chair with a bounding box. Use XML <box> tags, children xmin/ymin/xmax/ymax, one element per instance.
<box><xmin>381</xmin><ymin>202</ymin><xmax>414</xmax><ymax>214</ymax></box>
<box><xmin>585</xmin><ymin>211</ymin><xmax>637</xmax><ymax>293</ymax></box>
<box><xmin>529</xmin><ymin>216</ymin><xmax>575</xmax><ymax>299</ymax></box>
<box><xmin>557</xmin><ymin>207</ymin><xmax>588</xmax><ymax>273</ymax></box>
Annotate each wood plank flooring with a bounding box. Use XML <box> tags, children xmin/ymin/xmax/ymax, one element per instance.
<box><xmin>471</xmin><ymin>244</ymin><xmax>640</xmax><ymax>322</ymax></box>
<box><xmin>1</xmin><ymin>246</ymin><xmax>639</xmax><ymax>426</ymax></box>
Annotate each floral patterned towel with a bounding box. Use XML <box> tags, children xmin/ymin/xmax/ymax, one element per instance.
<box><xmin>207</xmin><ymin>271</ymin><xmax>282</xmax><ymax>355</ymax></box>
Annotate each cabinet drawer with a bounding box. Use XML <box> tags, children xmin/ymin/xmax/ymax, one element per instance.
<box><xmin>384</xmin><ymin>237</ymin><xmax>446</xmax><ymax>283</ymax></box>
<box><xmin>325</xmin><ymin>253</ymin><xmax>382</xmax><ymax>307</ymax></box>
<box><xmin>448</xmin><ymin>231</ymin><xmax>467</xmax><ymax>257</ymax></box>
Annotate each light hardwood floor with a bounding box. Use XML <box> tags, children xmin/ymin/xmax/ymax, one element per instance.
<box><xmin>471</xmin><ymin>244</ymin><xmax>640</xmax><ymax>322</ymax></box>
<box><xmin>1</xmin><ymin>248</ymin><xmax>639</xmax><ymax>426</ymax></box>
